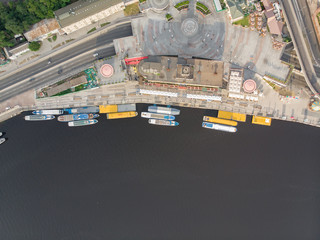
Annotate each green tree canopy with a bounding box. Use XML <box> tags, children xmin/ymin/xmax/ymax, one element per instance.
<box><xmin>28</xmin><ymin>41</ymin><xmax>41</xmax><ymax>51</ymax></box>
<box><xmin>0</xmin><ymin>0</ymin><xmax>72</xmax><ymax>48</ymax></box>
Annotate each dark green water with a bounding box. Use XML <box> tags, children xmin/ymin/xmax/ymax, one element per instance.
<box><xmin>0</xmin><ymin>104</ymin><xmax>319</xmax><ymax>240</ymax></box>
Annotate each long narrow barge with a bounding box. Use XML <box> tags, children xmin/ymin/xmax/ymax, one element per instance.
<box><xmin>202</xmin><ymin>122</ymin><xmax>237</xmax><ymax>133</ymax></box>
<box><xmin>32</xmin><ymin>110</ymin><xmax>63</xmax><ymax>115</ymax></box>
<box><xmin>148</xmin><ymin>106</ymin><xmax>180</xmax><ymax>115</ymax></box>
<box><xmin>25</xmin><ymin>115</ymin><xmax>55</xmax><ymax>121</ymax></box>
<box><xmin>141</xmin><ymin>112</ymin><xmax>175</xmax><ymax>120</ymax></box>
<box><xmin>68</xmin><ymin>119</ymin><xmax>98</xmax><ymax>127</ymax></box>
<box><xmin>148</xmin><ymin>119</ymin><xmax>179</xmax><ymax>126</ymax></box>
<box><xmin>58</xmin><ymin>114</ymin><xmax>99</xmax><ymax>122</ymax></box>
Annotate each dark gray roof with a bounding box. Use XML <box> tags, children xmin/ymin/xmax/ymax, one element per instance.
<box><xmin>54</xmin><ymin>0</ymin><xmax>122</xmax><ymax>28</ymax></box>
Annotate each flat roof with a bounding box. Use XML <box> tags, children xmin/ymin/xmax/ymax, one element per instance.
<box><xmin>24</xmin><ymin>19</ymin><xmax>60</xmax><ymax>41</ymax></box>
<box><xmin>138</xmin><ymin>56</ymin><xmax>223</xmax><ymax>87</ymax></box>
<box><xmin>54</xmin><ymin>0</ymin><xmax>122</xmax><ymax>28</ymax></box>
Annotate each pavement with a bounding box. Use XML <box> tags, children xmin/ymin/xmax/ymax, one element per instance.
<box><xmin>132</xmin><ymin>0</ymin><xmax>289</xmax><ymax>80</ymax></box>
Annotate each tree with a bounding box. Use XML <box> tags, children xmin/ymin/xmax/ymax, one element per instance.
<box><xmin>5</xmin><ymin>18</ymin><xmax>24</xmax><ymax>34</ymax></box>
<box><xmin>29</xmin><ymin>41</ymin><xmax>41</xmax><ymax>51</ymax></box>
<box><xmin>0</xmin><ymin>31</ymin><xmax>13</xmax><ymax>48</ymax></box>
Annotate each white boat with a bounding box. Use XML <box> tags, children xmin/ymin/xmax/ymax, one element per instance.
<box><xmin>148</xmin><ymin>106</ymin><xmax>180</xmax><ymax>115</ymax></box>
<box><xmin>25</xmin><ymin>115</ymin><xmax>55</xmax><ymax>121</ymax></box>
<box><xmin>148</xmin><ymin>119</ymin><xmax>179</xmax><ymax>126</ymax></box>
<box><xmin>141</xmin><ymin>112</ymin><xmax>175</xmax><ymax>120</ymax></box>
<box><xmin>68</xmin><ymin>119</ymin><xmax>98</xmax><ymax>127</ymax></box>
<box><xmin>202</xmin><ymin>122</ymin><xmax>237</xmax><ymax>133</ymax></box>
<box><xmin>0</xmin><ymin>132</ymin><xmax>2</xmax><ymax>137</ymax></box>
<box><xmin>32</xmin><ymin>109</ymin><xmax>63</xmax><ymax>115</ymax></box>
<box><xmin>0</xmin><ymin>138</ymin><xmax>5</xmax><ymax>145</ymax></box>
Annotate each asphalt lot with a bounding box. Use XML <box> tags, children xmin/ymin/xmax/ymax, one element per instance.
<box><xmin>0</xmin><ymin>23</ymin><xmax>133</xmax><ymax>102</ymax></box>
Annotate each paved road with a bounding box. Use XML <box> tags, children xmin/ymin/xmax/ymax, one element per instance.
<box><xmin>0</xmin><ymin>23</ymin><xmax>132</xmax><ymax>102</ymax></box>
<box><xmin>294</xmin><ymin>0</ymin><xmax>320</xmax><ymax>66</ymax></box>
<box><xmin>280</xmin><ymin>0</ymin><xmax>320</xmax><ymax>96</ymax></box>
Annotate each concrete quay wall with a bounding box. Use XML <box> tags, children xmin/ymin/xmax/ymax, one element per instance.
<box><xmin>0</xmin><ymin>106</ymin><xmax>24</xmax><ymax>123</ymax></box>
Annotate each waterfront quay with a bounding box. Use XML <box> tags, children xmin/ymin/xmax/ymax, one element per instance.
<box><xmin>1</xmin><ymin>80</ymin><xmax>318</xmax><ymax>128</ymax></box>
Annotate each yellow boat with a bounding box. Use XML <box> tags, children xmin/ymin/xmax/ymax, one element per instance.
<box><xmin>107</xmin><ymin>111</ymin><xmax>138</xmax><ymax>119</ymax></box>
<box><xmin>99</xmin><ymin>105</ymin><xmax>118</xmax><ymax>113</ymax></box>
<box><xmin>252</xmin><ymin>116</ymin><xmax>272</xmax><ymax>126</ymax></box>
<box><xmin>203</xmin><ymin>116</ymin><xmax>238</xmax><ymax>126</ymax></box>
<box><xmin>218</xmin><ymin>111</ymin><xmax>246</xmax><ymax>122</ymax></box>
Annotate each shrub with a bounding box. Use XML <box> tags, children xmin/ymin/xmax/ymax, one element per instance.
<box><xmin>28</xmin><ymin>41</ymin><xmax>41</xmax><ymax>51</ymax></box>
<box><xmin>101</xmin><ymin>22</ymin><xmax>111</xmax><ymax>27</ymax></box>
<box><xmin>166</xmin><ymin>14</ymin><xmax>173</xmax><ymax>21</ymax></box>
<box><xmin>52</xmin><ymin>34</ymin><xmax>57</xmax><ymax>41</ymax></box>
<box><xmin>87</xmin><ymin>27</ymin><xmax>97</xmax><ymax>34</ymax></box>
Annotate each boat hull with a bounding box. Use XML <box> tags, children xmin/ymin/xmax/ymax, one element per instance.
<box><xmin>141</xmin><ymin>112</ymin><xmax>175</xmax><ymax>120</ymax></box>
<box><xmin>64</xmin><ymin>106</ymin><xmax>99</xmax><ymax>114</ymax></box>
<box><xmin>148</xmin><ymin>119</ymin><xmax>179</xmax><ymax>126</ymax></box>
<box><xmin>68</xmin><ymin>119</ymin><xmax>98</xmax><ymax>127</ymax></box>
<box><xmin>25</xmin><ymin>115</ymin><xmax>55</xmax><ymax>121</ymax></box>
<box><xmin>148</xmin><ymin>106</ymin><xmax>180</xmax><ymax>115</ymax></box>
<box><xmin>32</xmin><ymin>110</ymin><xmax>63</xmax><ymax>115</ymax></box>
<box><xmin>202</xmin><ymin>122</ymin><xmax>237</xmax><ymax>133</ymax></box>
<box><xmin>107</xmin><ymin>111</ymin><xmax>138</xmax><ymax>119</ymax></box>
<box><xmin>58</xmin><ymin>114</ymin><xmax>99</xmax><ymax>122</ymax></box>
<box><xmin>0</xmin><ymin>138</ymin><xmax>5</xmax><ymax>145</ymax></box>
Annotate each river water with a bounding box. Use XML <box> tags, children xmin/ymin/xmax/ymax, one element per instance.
<box><xmin>0</xmin><ymin>104</ymin><xmax>319</xmax><ymax>240</ymax></box>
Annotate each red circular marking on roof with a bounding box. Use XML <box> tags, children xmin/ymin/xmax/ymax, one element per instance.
<box><xmin>243</xmin><ymin>79</ymin><xmax>256</xmax><ymax>93</ymax></box>
<box><xmin>100</xmin><ymin>64</ymin><xmax>114</xmax><ymax>78</ymax></box>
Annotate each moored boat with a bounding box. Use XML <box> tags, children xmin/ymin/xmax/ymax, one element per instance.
<box><xmin>202</xmin><ymin>122</ymin><xmax>237</xmax><ymax>133</ymax></box>
<box><xmin>25</xmin><ymin>115</ymin><xmax>55</xmax><ymax>121</ymax></box>
<box><xmin>58</xmin><ymin>113</ymin><xmax>99</xmax><ymax>122</ymax></box>
<box><xmin>148</xmin><ymin>106</ymin><xmax>180</xmax><ymax>115</ymax></box>
<box><xmin>203</xmin><ymin>116</ymin><xmax>238</xmax><ymax>126</ymax></box>
<box><xmin>32</xmin><ymin>109</ymin><xmax>63</xmax><ymax>115</ymax></box>
<box><xmin>148</xmin><ymin>119</ymin><xmax>179</xmax><ymax>126</ymax></box>
<box><xmin>0</xmin><ymin>132</ymin><xmax>2</xmax><ymax>137</ymax></box>
<box><xmin>0</xmin><ymin>138</ymin><xmax>5</xmax><ymax>145</ymax></box>
<box><xmin>141</xmin><ymin>112</ymin><xmax>175</xmax><ymax>120</ymax></box>
<box><xmin>107</xmin><ymin>111</ymin><xmax>138</xmax><ymax>119</ymax></box>
<box><xmin>64</xmin><ymin>106</ymin><xmax>99</xmax><ymax>114</ymax></box>
<box><xmin>68</xmin><ymin>119</ymin><xmax>98</xmax><ymax>127</ymax></box>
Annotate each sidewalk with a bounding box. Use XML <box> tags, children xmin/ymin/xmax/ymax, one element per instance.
<box><xmin>0</xmin><ymin>11</ymin><xmax>127</xmax><ymax>78</ymax></box>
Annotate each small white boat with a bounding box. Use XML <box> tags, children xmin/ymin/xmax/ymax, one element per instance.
<box><xmin>202</xmin><ymin>122</ymin><xmax>237</xmax><ymax>133</ymax></box>
<box><xmin>0</xmin><ymin>138</ymin><xmax>5</xmax><ymax>145</ymax></box>
<box><xmin>141</xmin><ymin>112</ymin><xmax>175</xmax><ymax>120</ymax></box>
<box><xmin>148</xmin><ymin>119</ymin><xmax>179</xmax><ymax>126</ymax></box>
<box><xmin>32</xmin><ymin>109</ymin><xmax>63</xmax><ymax>115</ymax></box>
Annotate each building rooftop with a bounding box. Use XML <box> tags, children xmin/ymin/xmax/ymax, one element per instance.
<box><xmin>226</xmin><ymin>0</ymin><xmax>245</xmax><ymax>20</ymax></box>
<box><xmin>138</xmin><ymin>56</ymin><xmax>223</xmax><ymax>87</ymax></box>
<box><xmin>4</xmin><ymin>42</ymin><xmax>29</xmax><ymax>57</ymax></box>
<box><xmin>24</xmin><ymin>19</ymin><xmax>60</xmax><ymax>42</ymax></box>
<box><xmin>262</xmin><ymin>0</ymin><xmax>283</xmax><ymax>35</ymax></box>
<box><xmin>54</xmin><ymin>0</ymin><xmax>122</xmax><ymax>28</ymax></box>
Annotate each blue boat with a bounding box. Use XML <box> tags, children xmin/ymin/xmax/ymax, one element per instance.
<box><xmin>64</xmin><ymin>106</ymin><xmax>99</xmax><ymax>114</ymax></box>
<box><xmin>57</xmin><ymin>113</ymin><xmax>99</xmax><ymax>122</ymax></box>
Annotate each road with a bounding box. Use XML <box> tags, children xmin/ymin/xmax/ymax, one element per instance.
<box><xmin>280</xmin><ymin>0</ymin><xmax>320</xmax><ymax>96</ymax></box>
<box><xmin>0</xmin><ymin>23</ymin><xmax>133</xmax><ymax>102</ymax></box>
<box><xmin>294</xmin><ymin>0</ymin><xmax>320</xmax><ymax>66</ymax></box>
